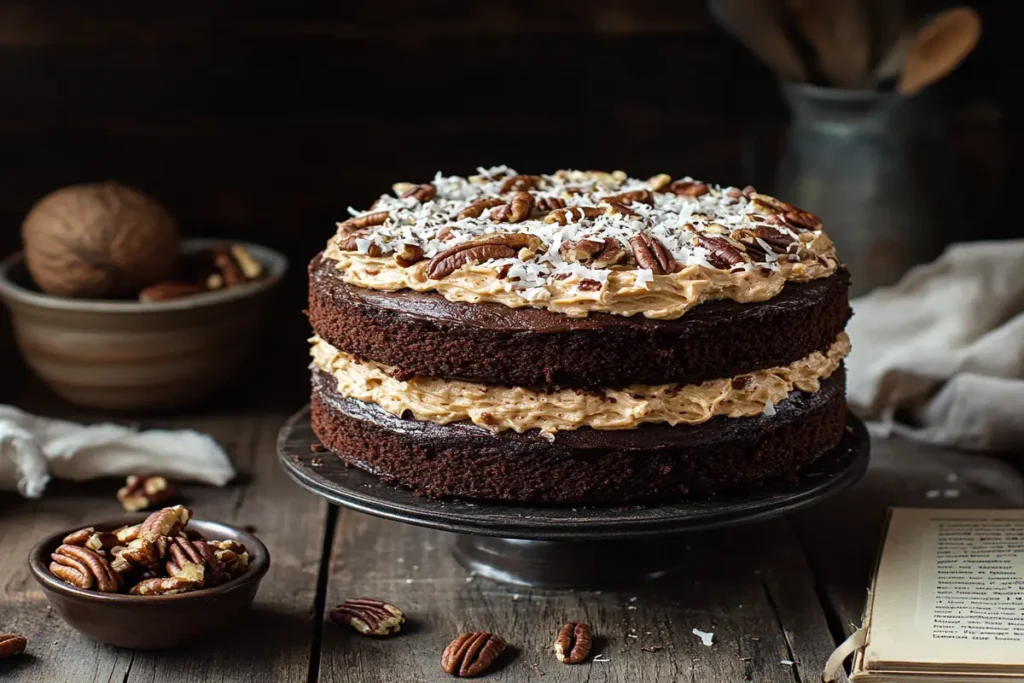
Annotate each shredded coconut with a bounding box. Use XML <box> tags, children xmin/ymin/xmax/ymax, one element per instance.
<box><xmin>692</xmin><ymin>629</ymin><xmax>715</xmax><ymax>647</ymax></box>
<box><xmin>322</xmin><ymin>168</ymin><xmax>839</xmax><ymax>319</ymax></box>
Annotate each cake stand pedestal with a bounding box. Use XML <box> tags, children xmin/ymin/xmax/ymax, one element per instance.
<box><xmin>277</xmin><ymin>407</ymin><xmax>869</xmax><ymax>588</ymax></box>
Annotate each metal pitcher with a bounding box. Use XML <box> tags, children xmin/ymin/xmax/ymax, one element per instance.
<box><xmin>775</xmin><ymin>83</ymin><xmax>963</xmax><ymax>297</ymax></box>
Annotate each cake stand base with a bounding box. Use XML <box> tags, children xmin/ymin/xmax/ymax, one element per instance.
<box><xmin>452</xmin><ymin>536</ymin><xmax>688</xmax><ymax>588</ymax></box>
<box><xmin>278</xmin><ymin>407</ymin><xmax>869</xmax><ymax>588</ymax></box>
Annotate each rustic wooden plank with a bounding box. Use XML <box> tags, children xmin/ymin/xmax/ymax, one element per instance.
<box><xmin>319</xmin><ymin>509</ymin><xmax>845</xmax><ymax>682</ymax></box>
<box><xmin>791</xmin><ymin>437</ymin><xmax>1024</xmax><ymax>645</ymax></box>
<box><xmin>0</xmin><ymin>410</ymin><xmax>327</xmax><ymax>682</ymax></box>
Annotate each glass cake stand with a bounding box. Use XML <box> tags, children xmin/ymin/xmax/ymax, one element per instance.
<box><xmin>277</xmin><ymin>407</ymin><xmax>870</xmax><ymax>588</ymax></box>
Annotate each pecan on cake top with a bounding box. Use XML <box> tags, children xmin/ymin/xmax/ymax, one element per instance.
<box><xmin>323</xmin><ymin>166</ymin><xmax>838</xmax><ymax>319</ymax></box>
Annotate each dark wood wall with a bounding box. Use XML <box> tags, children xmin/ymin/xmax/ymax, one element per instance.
<box><xmin>0</xmin><ymin>0</ymin><xmax>1018</xmax><ymax>368</ymax></box>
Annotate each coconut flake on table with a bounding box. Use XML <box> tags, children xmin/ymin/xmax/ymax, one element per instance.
<box><xmin>692</xmin><ymin>628</ymin><xmax>715</xmax><ymax>647</ymax></box>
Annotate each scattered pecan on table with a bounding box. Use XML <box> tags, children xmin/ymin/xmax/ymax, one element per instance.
<box><xmin>441</xmin><ymin>631</ymin><xmax>506</xmax><ymax>677</ymax></box>
<box><xmin>554</xmin><ymin>622</ymin><xmax>593</xmax><ymax>664</ymax></box>
<box><xmin>0</xmin><ymin>634</ymin><xmax>27</xmax><ymax>660</ymax></box>
<box><xmin>329</xmin><ymin>598</ymin><xmax>406</xmax><ymax>636</ymax></box>
<box><xmin>117</xmin><ymin>475</ymin><xmax>177</xmax><ymax>512</ymax></box>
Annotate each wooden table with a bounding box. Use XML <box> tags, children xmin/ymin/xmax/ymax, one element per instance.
<box><xmin>2</xmin><ymin>402</ymin><xmax>1023</xmax><ymax>682</ymax></box>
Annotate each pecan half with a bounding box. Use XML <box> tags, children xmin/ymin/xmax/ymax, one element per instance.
<box><xmin>208</xmin><ymin>244</ymin><xmax>264</xmax><ymax>289</ymax></box>
<box><xmin>0</xmin><ymin>634</ymin><xmax>26</xmax><ymax>660</ymax></box>
<box><xmin>500</xmin><ymin>174</ymin><xmax>540</xmax><ymax>193</ymax></box>
<box><xmin>457</xmin><ymin>198</ymin><xmax>505</xmax><ymax>220</ymax></box>
<box><xmin>751</xmin><ymin>193</ymin><xmax>821</xmax><ymax>231</ymax></box>
<box><xmin>62</xmin><ymin>527</ymin><xmax>95</xmax><ymax>546</ymax></box>
<box><xmin>335</xmin><ymin>232</ymin><xmax>382</xmax><ymax>256</ymax></box>
<box><xmin>139</xmin><ymin>281</ymin><xmax>208</xmax><ymax>303</ymax></box>
<box><xmin>560</xmin><ymin>238</ymin><xmax>626</xmax><ymax>268</ymax></box>
<box><xmin>560</xmin><ymin>238</ymin><xmax>602</xmax><ymax>262</ymax></box>
<box><xmin>696</xmin><ymin>234</ymin><xmax>747</xmax><ymax>269</ymax></box>
<box><xmin>114</xmin><ymin>523</ymin><xmax>142</xmax><ymax>543</ymax></box>
<box><xmin>732</xmin><ymin>225</ymin><xmax>794</xmax><ymax>254</ymax></box>
<box><xmin>544</xmin><ymin>206</ymin><xmax>605</xmax><ymax>225</ymax></box>
<box><xmin>490</xmin><ymin>192</ymin><xmax>533</xmax><ymax>223</ymax></box>
<box><xmin>534</xmin><ymin>196</ymin><xmax>566</xmax><ymax>213</ymax></box>
<box><xmin>330</xmin><ymin>598</ymin><xmax>405</xmax><ymax>636</ymax></box>
<box><xmin>427</xmin><ymin>234</ymin><xmax>543</xmax><ymax>280</ymax></box>
<box><xmin>117</xmin><ymin>475</ymin><xmax>177</xmax><ymax>512</ymax></box>
<box><xmin>337</xmin><ymin>211</ymin><xmax>389</xmax><ymax>234</ymax></box>
<box><xmin>50</xmin><ymin>544</ymin><xmax>121</xmax><ymax>592</ymax></box>
<box><xmin>647</xmin><ymin>173</ymin><xmax>672</xmax><ymax>191</ymax></box>
<box><xmin>111</xmin><ymin>536</ymin><xmax>169</xmax><ymax>575</ymax></box>
<box><xmin>668</xmin><ymin>180</ymin><xmax>710</xmax><ymax>197</ymax></box>
<box><xmin>604</xmin><ymin>189</ymin><xmax>654</xmax><ymax>206</ymax></box>
<box><xmin>628</xmin><ymin>233</ymin><xmax>676</xmax><ymax>274</ymax></box>
<box><xmin>139</xmin><ymin>506</ymin><xmax>192</xmax><ymax>542</ymax></box>
<box><xmin>554</xmin><ymin>622</ymin><xmax>592</xmax><ymax>664</ymax></box>
<box><xmin>578</xmin><ymin>279</ymin><xmax>602</xmax><ymax>291</ymax></box>
<box><xmin>164</xmin><ymin>534</ymin><xmax>224</xmax><ymax>586</ymax></box>
<box><xmin>400</xmin><ymin>183</ymin><xmax>436</xmax><ymax>202</ymax></box>
<box><xmin>441</xmin><ymin>632</ymin><xmax>506</xmax><ymax>677</ymax></box>
<box><xmin>394</xmin><ymin>243</ymin><xmax>424</xmax><ymax>267</ymax></box>
<box><xmin>603</xmin><ymin>200</ymin><xmax>638</xmax><ymax>216</ymax></box>
<box><xmin>209</xmin><ymin>540</ymin><xmax>250</xmax><ymax>579</ymax></box>
<box><xmin>84</xmin><ymin>531</ymin><xmax>120</xmax><ymax>554</ymax></box>
<box><xmin>130</xmin><ymin>576</ymin><xmax>197</xmax><ymax>596</ymax></box>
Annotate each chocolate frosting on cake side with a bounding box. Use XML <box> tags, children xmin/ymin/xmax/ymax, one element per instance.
<box><xmin>308</xmin><ymin>253</ymin><xmax>851</xmax><ymax>388</ymax></box>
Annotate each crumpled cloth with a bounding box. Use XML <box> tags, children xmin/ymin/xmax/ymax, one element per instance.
<box><xmin>846</xmin><ymin>240</ymin><xmax>1024</xmax><ymax>452</ymax></box>
<box><xmin>0</xmin><ymin>405</ymin><xmax>235</xmax><ymax>497</ymax></box>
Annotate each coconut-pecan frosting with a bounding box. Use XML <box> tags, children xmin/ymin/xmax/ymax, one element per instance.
<box><xmin>323</xmin><ymin>166</ymin><xmax>838</xmax><ymax>319</ymax></box>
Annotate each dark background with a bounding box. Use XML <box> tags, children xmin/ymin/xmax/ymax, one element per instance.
<box><xmin>0</xmin><ymin>0</ymin><xmax>1018</xmax><ymax>403</ymax></box>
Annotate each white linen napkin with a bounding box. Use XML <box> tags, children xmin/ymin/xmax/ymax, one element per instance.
<box><xmin>0</xmin><ymin>405</ymin><xmax>236</xmax><ymax>497</ymax></box>
<box><xmin>846</xmin><ymin>240</ymin><xmax>1024</xmax><ymax>452</ymax></box>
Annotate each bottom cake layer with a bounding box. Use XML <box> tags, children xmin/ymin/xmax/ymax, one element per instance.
<box><xmin>310</xmin><ymin>367</ymin><xmax>848</xmax><ymax>504</ymax></box>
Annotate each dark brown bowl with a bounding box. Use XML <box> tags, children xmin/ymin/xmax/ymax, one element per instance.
<box><xmin>28</xmin><ymin>517</ymin><xmax>270</xmax><ymax>650</ymax></box>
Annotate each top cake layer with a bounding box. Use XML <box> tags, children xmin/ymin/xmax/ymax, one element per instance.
<box><xmin>323</xmin><ymin>166</ymin><xmax>838</xmax><ymax>319</ymax></box>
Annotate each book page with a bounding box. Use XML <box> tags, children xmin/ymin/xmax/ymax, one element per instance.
<box><xmin>864</xmin><ymin>508</ymin><xmax>1024</xmax><ymax>673</ymax></box>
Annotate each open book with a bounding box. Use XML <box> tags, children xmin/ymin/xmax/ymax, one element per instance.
<box><xmin>825</xmin><ymin>508</ymin><xmax>1024</xmax><ymax>682</ymax></box>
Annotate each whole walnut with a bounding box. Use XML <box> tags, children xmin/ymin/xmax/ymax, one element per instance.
<box><xmin>21</xmin><ymin>182</ymin><xmax>180</xmax><ymax>298</ymax></box>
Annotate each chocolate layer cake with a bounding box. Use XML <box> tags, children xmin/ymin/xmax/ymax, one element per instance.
<box><xmin>307</xmin><ymin>167</ymin><xmax>850</xmax><ymax>504</ymax></box>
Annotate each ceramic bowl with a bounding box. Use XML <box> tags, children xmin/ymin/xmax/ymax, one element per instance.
<box><xmin>28</xmin><ymin>517</ymin><xmax>270</xmax><ymax>650</ymax></box>
<box><xmin>0</xmin><ymin>239</ymin><xmax>286</xmax><ymax>410</ymax></box>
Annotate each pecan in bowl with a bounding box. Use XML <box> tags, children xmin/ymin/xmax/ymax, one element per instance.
<box><xmin>27</xmin><ymin>511</ymin><xmax>269</xmax><ymax>649</ymax></box>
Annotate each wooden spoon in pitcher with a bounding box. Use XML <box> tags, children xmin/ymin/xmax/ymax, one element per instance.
<box><xmin>896</xmin><ymin>6</ymin><xmax>982</xmax><ymax>95</ymax></box>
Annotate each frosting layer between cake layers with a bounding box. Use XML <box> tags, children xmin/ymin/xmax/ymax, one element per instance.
<box><xmin>309</xmin><ymin>333</ymin><xmax>850</xmax><ymax>436</ymax></box>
